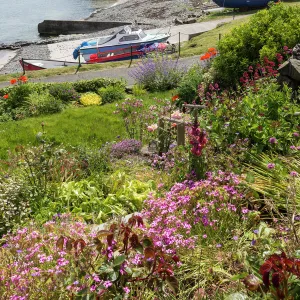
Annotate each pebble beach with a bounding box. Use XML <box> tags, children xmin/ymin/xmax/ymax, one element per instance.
<box><xmin>0</xmin><ymin>0</ymin><xmax>204</xmax><ymax>75</ymax></box>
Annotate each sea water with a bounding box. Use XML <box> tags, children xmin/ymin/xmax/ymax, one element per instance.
<box><xmin>0</xmin><ymin>0</ymin><xmax>116</xmax><ymax>44</ymax></box>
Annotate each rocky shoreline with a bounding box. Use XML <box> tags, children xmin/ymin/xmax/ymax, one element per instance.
<box><xmin>0</xmin><ymin>0</ymin><xmax>205</xmax><ymax>74</ymax></box>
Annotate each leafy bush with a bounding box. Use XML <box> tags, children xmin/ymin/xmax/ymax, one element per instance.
<box><xmin>213</xmin><ymin>3</ymin><xmax>300</xmax><ymax>86</ymax></box>
<box><xmin>176</xmin><ymin>64</ymin><xmax>204</xmax><ymax>105</ymax></box>
<box><xmin>129</xmin><ymin>55</ymin><xmax>184</xmax><ymax>91</ymax></box>
<box><xmin>24</xmin><ymin>92</ymin><xmax>63</xmax><ymax>116</ymax></box>
<box><xmin>3</xmin><ymin>83</ymin><xmax>32</xmax><ymax>109</ymax></box>
<box><xmin>131</xmin><ymin>83</ymin><xmax>147</xmax><ymax>97</ymax></box>
<box><xmin>111</xmin><ymin>139</ymin><xmax>142</xmax><ymax>158</ymax></box>
<box><xmin>72</xmin><ymin>78</ymin><xmax>126</xmax><ymax>93</ymax></box>
<box><xmin>97</xmin><ymin>85</ymin><xmax>125</xmax><ymax>104</ymax></box>
<box><xmin>80</xmin><ymin>92</ymin><xmax>102</xmax><ymax>106</ymax></box>
<box><xmin>48</xmin><ymin>83</ymin><xmax>80</xmax><ymax>103</ymax></box>
<box><xmin>0</xmin><ymin>176</ymin><xmax>30</xmax><ymax>235</ymax></box>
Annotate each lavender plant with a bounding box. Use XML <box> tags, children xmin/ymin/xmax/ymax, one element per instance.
<box><xmin>129</xmin><ymin>54</ymin><xmax>184</xmax><ymax>91</ymax></box>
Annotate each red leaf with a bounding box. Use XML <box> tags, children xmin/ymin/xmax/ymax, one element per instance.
<box><xmin>66</xmin><ymin>238</ymin><xmax>74</xmax><ymax>251</ymax></box>
<box><xmin>272</xmin><ymin>272</ymin><xmax>281</xmax><ymax>288</ymax></box>
<box><xmin>107</xmin><ymin>234</ymin><xmax>114</xmax><ymax>247</ymax></box>
<box><xmin>260</xmin><ymin>260</ymin><xmax>273</xmax><ymax>274</ymax></box>
<box><xmin>262</xmin><ymin>272</ymin><xmax>270</xmax><ymax>289</ymax></box>
<box><xmin>144</xmin><ymin>247</ymin><xmax>155</xmax><ymax>259</ymax></box>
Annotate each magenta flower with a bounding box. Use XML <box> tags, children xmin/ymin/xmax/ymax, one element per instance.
<box><xmin>233</xmin><ymin>236</ymin><xmax>238</xmax><ymax>241</ymax></box>
<box><xmin>293</xmin><ymin>132</ymin><xmax>300</xmax><ymax>137</ymax></box>
<box><xmin>267</xmin><ymin>163</ymin><xmax>275</xmax><ymax>169</ymax></box>
<box><xmin>269</xmin><ymin>137</ymin><xmax>278</xmax><ymax>144</ymax></box>
<box><xmin>123</xmin><ymin>287</ymin><xmax>130</xmax><ymax>294</ymax></box>
<box><xmin>290</xmin><ymin>171</ymin><xmax>298</xmax><ymax>177</ymax></box>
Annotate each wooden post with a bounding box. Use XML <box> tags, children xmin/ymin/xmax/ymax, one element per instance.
<box><xmin>128</xmin><ymin>46</ymin><xmax>133</xmax><ymax>68</ymax></box>
<box><xmin>158</xmin><ymin>118</ymin><xmax>165</xmax><ymax>155</ymax></box>
<box><xmin>178</xmin><ymin>32</ymin><xmax>181</xmax><ymax>57</ymax></box>
<box><xmin>177</xmin><ymin>123</ymin><xmax>185</xmax><ymax>146</ymax></box>
<box><xmin>219</xmin><ymin>33</ymin><xmax>222</xmax><ymax>41</ymax></box>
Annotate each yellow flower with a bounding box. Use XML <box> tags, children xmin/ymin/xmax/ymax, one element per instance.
<box><xmin>80</xmin><ymin>93</ymin><xmax>102</xmax><ymax>106</ymax></box>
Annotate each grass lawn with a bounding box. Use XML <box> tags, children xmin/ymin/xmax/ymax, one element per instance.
<box><xmin>180</xmin><ymin>17</ymin><xmax>250</xmax><ymax>57</ymax></box>
<box><xmin>0</xmin><ymin>90</ymin><xmax>174</xmax><ymax>159</ymax></box>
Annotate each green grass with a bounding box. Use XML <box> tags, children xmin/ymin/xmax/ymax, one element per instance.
<box><xmin>0</xmin><ymin>90</ymin><xmax>174</xmax><ymax>159</ymax></box>
<box><xmin>180</xmin><ymin>17</ymin><xmax>251</xmax><ymax>57</ymax></box>
<box><xmin>0</xmin><ymin>104</ymin><xmax>125</xmax><ymax>159</ymax></box>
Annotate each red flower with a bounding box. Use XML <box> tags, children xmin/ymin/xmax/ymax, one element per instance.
<box><xmin>10</xmin><ymin>78</ymin><xmax>17</xmax><ymax>85</ymax></box>
<box><xmin>3</xmin><ymin>94</ymin><xmax>9</xmax><ymax>99</ymax></box>
<box><xmin>19</xmin><ymin>75</ymin><xmax>28</xmax><ymax>83</ymax></box>
<box><xmin>172</xmin><ymin>95</ymin><xmax>179</xmax><ymax>101</ymax></box>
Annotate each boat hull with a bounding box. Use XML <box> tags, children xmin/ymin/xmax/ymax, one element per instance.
<box><xmin>20</xmin><ymin>59</ymin><xmax>82</xmax><ymax>71</ymax></box>
<box><xmin>212</xmin><ymin>0</ymin><xmax>277</xmax><ymax>8</ymax></box>
<box><xmin>80</xmin><ymin>36</ymin><xmax>170</xmax><ymax>62</ymax></box>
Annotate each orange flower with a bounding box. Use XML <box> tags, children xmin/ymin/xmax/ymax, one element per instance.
<box><xmin>208</xmin><ymin>47</ymin><xmax>217</xmax><ymax>53</ymax></box>
<box><xmin>172</xmin><ymin>95</ymin><xmax>179</xmax><ymax>101</ymax></box>
<box><xmin>19</xmin><ymin>75</ymin><xmax>28</xmax><ymax>83</ymax></box>
<box><xmin>171</xmin><ymin>123</ymin><xmax>177</xmax><ymax>128</ymax></box>
<box><xmin>10</xmin><ymin>78</ymin><xmax>17</xmax><ymax>85</ymax></box>
<box><xmin>3</xmin><ymin>94</ymin><xmax>9</xmax><ymax>99</ymax></box>
<box><xmin>200</xmin><ymin>52</ymin><xmax>211</xmax><ymax>61</ymax></box>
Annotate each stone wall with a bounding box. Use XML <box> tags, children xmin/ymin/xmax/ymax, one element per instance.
<box><xmin>38</xmin><ymin>20</ymin><xmax>133</xmax><ymax>36</ymax></box>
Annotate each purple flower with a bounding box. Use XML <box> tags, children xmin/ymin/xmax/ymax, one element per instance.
<box><xmin>233</xmin><ymin>236</ymin><xmax>238</xmax><ymax>241</ymax></box>
<box><xmin>123</xmin><ymin>287</ymin><xmax>130</xmax><ymax>294</ymax></box>
<box><xmin>293</xmin><ymin>132</ymin><xmax>299</xmax><ymax>137</ymax></box>
<box><xmin>267</xmin><ymin>163</ymin><xmax>275</xmax><ymax>169</ymax></box>
<box><xmin>290</xmin><ymin>145</ymin><xmax>297</xmax><ymax>150</ymax></box>
<box><xmin>253</xmin><ymin>229</ymin><xmax>259</xmax><ymax>235</ymax></box>
<box><xmin>269</xmin><ymin>137</ymin><xmax>278</xmax><ymax>144</ymax></box>
<box><xmin>202</xmin><ymin>234</ymin><xmax>207</xmax><ymax>239</ymax></box>
<box><xmin>216</xmin><ymin>244</ymin><xmax>222</xmax><ymax>248</ymax></box>
<box><xmin>251</xmin><ymin>239</ymin><xmax>256</xmax><ymax>246</ymax></box>
<box><xmin>290</xmin><ymin>171</ymin><xmax>298</xmax><ymax>177</ymax></box>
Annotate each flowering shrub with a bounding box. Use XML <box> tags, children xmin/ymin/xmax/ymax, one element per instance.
<box><xmin>129</xmin><ymin>54</ymin><xmax>184</xmax><ymax>91</ymax></box>
<box><xmin>143</xmin><ymin>171</ymin><xmax>252</xmax><ymax>252</ymax></box>
<box><xmin>0</xmin><ymin>215</ymin><xmax>179</xmax><ymax>299</ymax></box>
<box><xmin>111</xmin><ymin>139</ymin><xmax>142</xmax><ymax>158</ymax></box>
<box><xmin>80</xmin><ymin>92</ymin><xmax>102</xmax><ymax>106</ymax></box>
<box><xmin>200</xmin><ymin>47</ymin><xmax>218</xmax><ymax>68</ymax></box>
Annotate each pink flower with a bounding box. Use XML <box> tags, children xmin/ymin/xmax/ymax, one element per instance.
<box><xmin>123</xmin><ymin>286</ymin><xmax>130</xmax><ymax>294</ymax></box>
<box><xmin>269</xmin><ymin>137</ymin><xmax>278</xmax><ymax>144</ymax></box>
<box><xmin>290</xmin><ymin>171</ymin><xmax>298</xmax><ymax>177</ymax></box>
<box><xmin>147</xmin><ymin>124</ymin><xmax>158</xmax><ymax>132</ymax></box>
<box><xmin>171</xmin><ymin>110</ymin><xmax>182</xmax><ymax>120</ymax></box>
<box><xmin>267</xmin><ymin>163</ymin><xmax>275</xmax><ymax>169</ymax></box>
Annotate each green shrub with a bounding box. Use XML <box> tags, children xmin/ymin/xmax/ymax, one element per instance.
<box><xmin>177</xmin><ymin>64</ymin><xmax>204</xmax><ymax>105</ymax></box>
<box><xmin>80</xmin><ymin>92</ymin><xmax>102</xmax><ymax>106</ymax></box>
<box><xmin>48</xmin><ymin>83</ymin><xmax>80</xmax><ymax>102</ymax></box>
<box><xmin>213</xmin><ymin>3</ymin><xmax>300</xmax><ymax>86</ymax></box>
<box><xmin>4</xmin><ymin>83</ymin><xmax>32</xmax><ymax>109</ymax></box>
<box><xmin>97</xmin><ymin>85</ymin><xmax>125</xmax><ymax>104</ymax></box>
<box><xmin>0</xmin><ymin>176</ymin><xmax>30</xmax><ymax>235</ymax></box>
<box><xmin>73</xmin><ymin>78</ymin><xmax>126</xmax><ymax>93</ymax></box>
<box><xmin>24</xmin><ymin>92</ymin><xmax>63</xmax><ymax>116</ymax></box>
<box><xmin>131</xmin><ymin>83</ymin><xmax>147</xmax><ymax>97</ymax></box>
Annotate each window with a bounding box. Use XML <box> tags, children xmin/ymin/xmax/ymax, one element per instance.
<box><xmin>119</xmin><ymin>35</ymin><xmax>140</xmax><ymax>42</ymax></box>
<box><xmin>139</xmin><ymin>31</ymin><xmax>147</xmax><ymax>39</ymax></box>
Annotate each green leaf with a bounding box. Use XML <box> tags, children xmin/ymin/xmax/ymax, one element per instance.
<box><xmin>166</xmin><ymin>275</ymin><xmax>179</xmax><ymax>294</ymax></box>
<box><xmin>231</xmin><ymin>272</ymin><xmax>248</xmax><ymax>281</ymax></box>
<box><xmin>109</xmin><ymin>271</ymin><xmax>118</xmax><ymax>281</ymax></box>
<box><xmin>113</xmin><ymin>255</ymin><xmax>126</xmax><ymax>267</ymax></box>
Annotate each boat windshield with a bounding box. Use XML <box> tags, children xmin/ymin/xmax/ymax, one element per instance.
<box><xmin>139</xmin><ymin>30</ymin><xmax>147</xmax><ymax>39</ymax></box>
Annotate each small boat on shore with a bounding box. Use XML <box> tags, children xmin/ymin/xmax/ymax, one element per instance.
<box><xmin>73</xmin><ymin>26</ymin><xmax>170</xmax><ymax>63</ymax></box>
<box><xmin>212</xmin><ymin>0</ymin><xmax>278</xmax><ymax>8</ymax></box>
<box><xmin>20</xmin><ymin>59</ymin><xmax>83</xmax><ymax>71</ymax></box>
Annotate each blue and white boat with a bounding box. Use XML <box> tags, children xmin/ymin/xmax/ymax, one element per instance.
<box><xmin>73</xmin><ymin>26</ymin><xmax>170</xmax><ymax>62</ymax></box>
<box><xmin>213</xmin><ymin>0</ymin><xmax>278</xmax><ymax>8</ymax></box>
